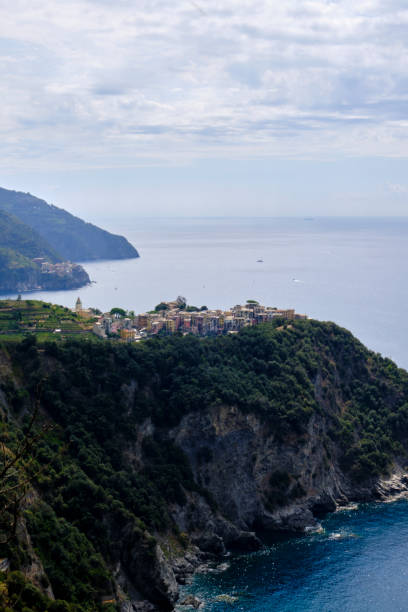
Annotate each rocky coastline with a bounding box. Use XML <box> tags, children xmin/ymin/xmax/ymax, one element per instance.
<box><xmin>116</xmin><ymin>404</ymin><xmax>408</xmax><ymax>611</ymax></box>
<box><xmin>2</xmin><ymin>320</ymin><xmax>408</xmax><ymax>612</ymax></box>
<box><xmin>131</xmin><ymin>470</ymin><xmax>408</xmax><ymax>612</ymax></box>
<box><xmin>0</xmin><ymin>262</ymin><xmax>90</xmax><ymax>293</ymax></box>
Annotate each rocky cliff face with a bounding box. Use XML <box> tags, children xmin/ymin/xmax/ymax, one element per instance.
<box><xmin>170</xmin><ymin>406</ymin><xmax>342</xmax><ymax>535</ymax></box>
<box><xmin>122</xmin><ymin>400</ymin><xmax>408</xmax><ymax>610</ymax></box>
<box><xmin>2</xmin><ymin>321</ymin><xmax>408</xmax><ymax>611</ymax></box>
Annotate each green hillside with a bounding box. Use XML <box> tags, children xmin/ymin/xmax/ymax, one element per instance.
<box><xmin>0</xmin><ymin>212</ymin><xmax>91</xmax><ymax>292</ymax></box>
<box><xmin>0</xmin><ymin>299</ymin><xmax>96</xmax><ymax>340</ymax></box>
<box><xmin>0</xmin><ymin>187</ymin><xmax>139</xmax><ymax>261</ymax></box>
<box><xmin>0</xmin><ymin>319</ymin><xmax>408</xmax><ymax>609</ymax></box>
<box><xmin>0</xmin><ymin>209</ymin><xmax>61</xmax><ymax>263</ymax></box>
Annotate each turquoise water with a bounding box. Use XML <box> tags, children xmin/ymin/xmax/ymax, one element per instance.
<box><xmin>180</xmin><ymin>500</ymin><xmax>408</xmax><ymax>612</ymax></box>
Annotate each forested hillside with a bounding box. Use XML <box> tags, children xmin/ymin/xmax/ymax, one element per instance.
<box><xmin>0</xmin><ymin>187</ymin><xmax>139</xmax><ymax>262</ymax></box>
<box><xmin>0</xmin><ymin>210</ymin><xmax>61</xmax><ymax>263</ymax></box>
<box><xmin>0</xmin><ymin>319</ymin><xmax>408</xmax><ymax>610</ymax></box>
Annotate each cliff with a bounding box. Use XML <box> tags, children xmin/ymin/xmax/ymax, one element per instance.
<box><xmin>0</xmin><ymin>319</ymin><xmax>408</xmax><ymax>611</ymax></box>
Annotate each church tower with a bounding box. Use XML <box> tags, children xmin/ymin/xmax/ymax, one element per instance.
<box><xmin>75</xmin><ymin>297</ymin><xmax>83</xmax><ymax>313</ymax></box>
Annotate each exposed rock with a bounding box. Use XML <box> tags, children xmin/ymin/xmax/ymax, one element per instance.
<box><xmin>121</xmin><ymin>535</ymin><xmax>178</xmax><ymax>611</ymax></box>
<box><xmin>263</xmin><ymin>505</ymin><xmax>318</xmax><ymax>532</ymax></box>
<box><xmin>191</xmin><ymin>532</ymin><xmax>225</xmax><ymax>555</ymax></box>
<box><xmin>170</xmin><ymin>407</ymin><xmax>348</xmax><ymax>537</ymax></box>
<box><xmin>121</xmin><ymin>602</ymin><xmax>157</xmax><ymax>612</ymax></box>
<box><xmin>180</xmin><ymin>594</ymin><xmax>202</xmax><ymax>608</ymax></box>
<box><xmin>171</xmin><ymin>557</ymin><xmax>195</xmax><ymax>585</ymax></box>
<box><xmin>375</xmin><ymin>471</ymin><xmax>408</xmax><ymax>501</ymax></box>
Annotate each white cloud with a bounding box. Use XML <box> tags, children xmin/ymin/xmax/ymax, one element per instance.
<box><xmin>1</xmin><ymin>0</ymin><xmax>408</xmax><ymax>169</ymax></box>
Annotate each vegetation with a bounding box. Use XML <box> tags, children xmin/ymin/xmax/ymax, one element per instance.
<box><xmin>0</xmin><ymin>208</ymin><xmax>91</xmax><ymax>292</ymax></box>
<box><xmin>0</xmin><ymin>186</ymin><xmax>139</xmax><ymax>262</ymax></box>
<box><xmin>0</xmin><ymin>570</ymin><xmax>87</xmax><ymax>612</ymax></box>
<box><xmin>0</xmin><ymin>300</ymin><xmax>96</xmax><ymax>341</ymax></box>
<box><xmin>0</xmin><ymin>210</ymin><xmax>60</xmax><ymax>263</ymax></box>
<box><xmin>109</xmin><ymin>307</ymin><xmax>127</xmax><ymax>317</ymax></box>
<box><xmin>0</xmin><ymin>318</ymin><xmax>407</xmax><ymax>607</ymax></box>
<box><xmin>154</xmin><ymin>302</ymin><xmax>169</xmax><ymax>312</ymax></box>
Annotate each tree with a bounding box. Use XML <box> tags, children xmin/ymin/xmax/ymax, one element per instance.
<box><xmin>154</xmin><ymin>303</ymin><xmax>169</xmax><ymax>312</ymax></box>
<box><xmin>0</xmin><ymin>384</ymin><xmax>52</xmax><ymax>545</ymax></box>
<box><xmin>110</xmin><ymin>307</ymin><xmax>126</xmax><ymax>317</ymax></box>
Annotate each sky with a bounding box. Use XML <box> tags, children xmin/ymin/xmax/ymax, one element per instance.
<box><xmin>0</xmin><ymin>0</ymin><xmax>408</xmax><ymax>220</ymax></box>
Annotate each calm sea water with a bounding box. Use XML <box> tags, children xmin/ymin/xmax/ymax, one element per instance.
<box><xmin>8</xmin><ymin>216</ymin><xmax>408</xmax><ymax>369</ymax></box>
<box><xmin>178</xmin><ymin>500</ymin><xmax>408</xmax><ymax>612</ymax></box>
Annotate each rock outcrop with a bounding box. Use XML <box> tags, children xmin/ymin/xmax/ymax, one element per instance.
<box><xmin>2</xmin><ymin>320</ymin><xmax>408</xmax><ymax>611</ymax></box>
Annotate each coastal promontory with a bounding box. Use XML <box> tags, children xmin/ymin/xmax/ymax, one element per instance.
<box><xmin>1</xmin><ymin>313</ymin><xmax>408</xmax><ymax>610</ymax></box>
<box><xmin>0</xmin><ymin>187</ymin><xmax>139</xmax><ymax>293</ymax></box>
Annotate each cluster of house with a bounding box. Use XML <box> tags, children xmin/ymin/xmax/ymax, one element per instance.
<box><xmin>32</xmin><ymin>257</ymin><xmax>78</xmax><ymax>276</ymax></box>
<box><xmin>88</xmin><ymin>298</ymin><xmax>307</xmax><ymax>342</ymax></box>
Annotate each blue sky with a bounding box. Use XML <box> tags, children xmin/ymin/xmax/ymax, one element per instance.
<box><xmin>0</xmin><ymin>0</ymin><xmax>408</xmax><ymax>219</ymax></box>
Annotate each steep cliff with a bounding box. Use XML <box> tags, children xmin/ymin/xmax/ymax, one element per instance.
<box><xmin>1</xmin><ymin>319</ymin><xmax>408</xmax><ymax>611</ymax></box>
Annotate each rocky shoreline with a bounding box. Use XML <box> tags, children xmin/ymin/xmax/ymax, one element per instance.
<box><xmin>123</xmin><ymin>469</ymin><xmax>408</xmax><ymax>612</ymax></box>
<box><xmin>0</xmin><ymin>262</ymin><xmax>90</xmax><ymax>293</ymax></box>
<box><xmin>108</xmin><ymin>383</ymin><xmax>408</xmax><ymax>612</ymax></box>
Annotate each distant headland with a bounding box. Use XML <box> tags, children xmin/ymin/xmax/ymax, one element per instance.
<box><xmin>0</xmin><ymin>186</ymin><xmax>139</xmax><ymax>293</ymax></box>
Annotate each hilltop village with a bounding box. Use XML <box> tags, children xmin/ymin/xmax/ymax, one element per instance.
<box><xmin>0</xmin><ymin>297</ymin><xmax>306</xmax><ymax>342</ymax></box>
<box><xmin>89</xmin><ymin>297</ymin><xmax>308</xmax><ymax>341</ymax></box>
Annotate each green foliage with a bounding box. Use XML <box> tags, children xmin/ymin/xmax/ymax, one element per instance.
<box><xmin>0</xmin><ymin>186</ymin><xmax>138</xmax><ymax>261</ymax></box>
<box><xmin>0</xmin><ymin>571</ymin><xmax>81</xmax><ymax>612</ymax></box>
<box><xmin>0</xmin><ymin>210</ymin><xmax>60</xmax><ymax>263</ymax></box>
<box><xmin>154</xmin><ymin>302</ymin><xmax>169</xmax><ymax>312</ymax></box>
<box><xmin>1</xmin><ymin>319</ymin><xmax>408</xmax><ymax>608</ymax></box>
<box><xmin>0</xmin><ymin>300</ymin><xmax>94</xmax><ymax>340</ymax></box>
<box><xmin>109</xmin><ymin>307</ymin><xmax>126</xmax><ymax>317</ymax></box>
<box><xmin>25</xmin><ymin>504</ymin><xmax>111</xmax><ymax>607</ymax></box>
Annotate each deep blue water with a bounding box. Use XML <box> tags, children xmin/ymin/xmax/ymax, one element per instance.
<box><xmin>7</xmin><ymin>216</ymin><xmax>408</xmax><ymax>368</ymax></box>
<box><xmin>179</xmin><ymin>500</ymin><xmax>408</xmax><ymax>612</ymax></box>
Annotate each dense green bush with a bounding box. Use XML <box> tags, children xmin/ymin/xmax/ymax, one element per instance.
<box><xmin>1</xmin><ymin>319</ymin><xmax>408</xmax><ymax>608</ymax></box>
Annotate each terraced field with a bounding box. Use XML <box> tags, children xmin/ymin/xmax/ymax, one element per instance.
<box><xmin>0</xmin><ymin>300</ymin><xmax>96</xmax><ymax>341</ymax></box>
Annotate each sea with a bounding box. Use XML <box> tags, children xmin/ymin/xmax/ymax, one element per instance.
<box><xmin>6</xmin><ymin>215</ymin><xmax>408</xmax><ymax>611</ymax></box>
<box><xmin>7</xmin><ymin>216</ymin><xmax>408</xmax><ymax>368</ymax></box>
<box><xmin>177</xmin><ymin>499</ymin><xmax>408</xmax><ymax>612</ymax></box>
